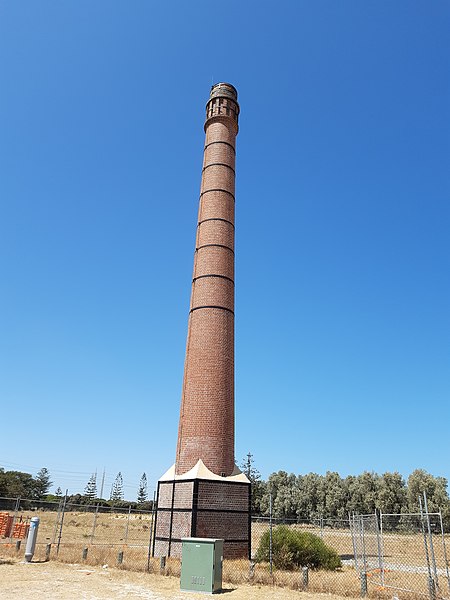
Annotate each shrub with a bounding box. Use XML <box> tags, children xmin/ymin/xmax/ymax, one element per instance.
<box><xmin>255</xmin><ymin>525</ymin><xmax>341</xmax><ymax>571</ymax></box>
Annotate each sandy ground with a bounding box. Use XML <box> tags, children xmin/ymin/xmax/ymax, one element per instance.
<box><xmin>0</xmin><ymin>558</ymin><xmax>351</xmax><ymax>600</ymax></box>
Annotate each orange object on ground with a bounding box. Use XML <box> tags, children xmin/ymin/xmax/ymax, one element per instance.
<box><xmin>0</xmin><ymin>512</ymin><xmax>13</xmax><ymax>537</ymax></box>
<box><xmin>12</xmin><ymin>522</ymin><xmax>29</xmax><ymax>539</ymax></box>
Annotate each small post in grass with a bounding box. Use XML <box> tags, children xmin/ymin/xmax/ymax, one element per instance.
<box><xmin>360</xmin><ymin>571</ymin><xmax>368</xmax><ymax>597</ymax></box>
<box><xmin>302</xmin><ymin>566</ymin><xmax>309</xmax><ymax>589</ymax></box>
<box><xmin>428</xmin><ymin>576</ymin><xmax>436</xmax><ymax>600</ymax></box>
<box><xmin>249</xmin><ymin>560</ymin><xmax>255</xmax><ymax>579</ymax></box>
<box><xmin>160</xmin><ymin>555</ymin><xmax>166</xmax><ymax>573</ymax></box>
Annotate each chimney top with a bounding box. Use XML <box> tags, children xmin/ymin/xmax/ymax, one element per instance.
<box><xmin>209</xmin><ymin>82</ymin><xmax>238</xmax><ymax>102</ymax></box>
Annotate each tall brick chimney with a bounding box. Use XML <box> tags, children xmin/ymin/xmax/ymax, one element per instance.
<box><xmin>153</xmin><ymin>84</ymin><xmax>250</xmax><ymax>560</ymax></box>
<box><xmin>175</xmin><ymin>82</ymin><xmax>239</xmax><ymax>477</ymax></box>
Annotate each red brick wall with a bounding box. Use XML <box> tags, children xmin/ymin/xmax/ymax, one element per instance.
<box><xmin>197</xmin><ymin>480</ymin><xmax>249</xmax><ymax>511</ymax></box>
<box><xmin>157</xmin><ymin>482</ymin><xmax>173</xmax><ymax>509</ymax></box>
<box><xmin>173</xmin><ymin>481</ymin><xmax>194</xmax><ymax>509</ymax></box>
<box><xmin>154</xmin><ymin>481</ymin><xmax>194</xmax><ymax>553</ymax></box>
<box><xmin>196</xmin><ymin>512</ymin><xmax>249</xmax><ymax>541</ymax></box>
<box><xmin>155</xmin><ymin>510</ymin><xmax>171</xmax><ymax>538</ymax></box>
<box><xmin>171</xmin><ymin>511</ymin><xmax>192</xmax><ymax>537</ymax></box>
<box><xmin>153</xmin><ymin>478</ymin><xmax>250</xmax><ymax>560</ymax></box>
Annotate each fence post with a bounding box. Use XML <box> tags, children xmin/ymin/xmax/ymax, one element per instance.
<box><xmin>269</xmin><ymin>492</ymin><xmax>273</xmax><ymax>576</ymax></box>
<box><xmin>438</xmin><ymin>508</ymin><xmax>450</xmax><ymax>594</ymax></box>
<box><xmin>146</xmin><ymin>491</ymin><xmax>156</xmax><ymax>572</ymax></box>
<box><xmin>15</xmin><ymin>540</ymin><xmax>21</xmax><ymax>552</ymax></box>
<box><xmin>428</xmin><ymin>576</ymin><xmax>436</xmax><ymax>600</ymax></box>
<box><xmin>124</xmin><ymin>505</ymin><xmax>131</xmax><ymax>545</ymax></box>
<box><xmin>160</xmin><ymin>556</ymin><xmax>166</xmax><ymax>573</ymax></box>
<box><xmin>360</xmin><ymin>571</ymin><xmax>368</xmax><ymax>597</ymax></box>
<box><xmin>117</xmin><ymin>551</ymin><xmax>124</xmax><ymax>565</ymax></box>
<box><xmin>361</xmin><ymin>516</ymin><xmax>367</xmax><ymax>573</ymax></box>
<box><xmin>82</xmin><ymin>547</ymin><xmax>88</xmax><ymax>560</ymax></box>
<box><xmin>56</xmin><ymin>490</ymin><xmax>68</xmax><ymax>556</ymax></box>
<box><xmin>249</xmin><ymin>560</ymin><xmax>255</xmax><ymax>579</ymax></box>
<box><xmin>9</xmin><ymin>497</ymin><xmax>20</xmax><ymax>541</ymax></box>
<box><xmin>302</xmin><ymin>566</ymin><xmax>309</xmax><ymax>589</ymax></box>
<box><xmin>52</xmin><ymin>497</ymin><xmax>63</xmax><ymax>545</ymax></box>
<box><xmin>378</xmin><ymin>511</ymin><xmax>385</xmax><ymax>587</ymax></box>
<box><xmin>45</xmin><ymin>543</ymin><xmax>51</xmax><ymax>561</ymax></box>
<box><xmin>423</xmin><ymin>491</ymin><xmax>439</xmax><ymax>588</ymax></box>
<box><xmin>419</xmin><ymin>494</ymin><xmax>434</xmax><ymax>592</ymax></box>
<box><xmin>349</xmin><ymin>513</ymin><xmax>358</xmax><ymax>571</ymax></box>
<box><xmin>90</xmin><ymin>503</ymin><xmax>99</xmax><ymax>544</ymax></box>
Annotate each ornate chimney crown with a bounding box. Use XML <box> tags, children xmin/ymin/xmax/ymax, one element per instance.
<box><xmin>205</xmin><ymin>82</ymin><xmax>240</xmax><ymax>132</ymax></box>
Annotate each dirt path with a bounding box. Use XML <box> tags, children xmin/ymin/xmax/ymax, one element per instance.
<box><xmin>0</xmin><ymin>558</ymin><xmax>350</xmax><ymax>600</ymax></box>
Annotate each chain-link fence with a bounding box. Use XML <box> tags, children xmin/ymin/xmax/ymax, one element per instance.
<box><xmin>1</xmin><ymin>495</ymin><xmax>450</xmax><ymax>599</ymax></box>
<box><xmin>0</xmin><ymin>496</ymin><xmax>157</xmax><ymax>571</ymax></box>
<box><xmin>247</xmin><ymin>515</ymin><xmax>361</xmax><ymax>595</ymax></box>
<box><xmin>350</xmin><ymin>508</ymin><xmax>450</xmax><ymax>599</ymax></box>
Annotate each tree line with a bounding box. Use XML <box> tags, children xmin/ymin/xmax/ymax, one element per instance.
<box><xmin>75</xmin><ymin>471</ymin><xmax>151</xmax><ymax>509</ymax></box>
<box><xmin>3</xmin><ymin>460</ymin><xmax>449</xmax><ymax>528</ymax></box>
<box><xmin>0</xmin><ymin>467</ymin><xmax>52</xmax><ymax>500</ymax></box>
<box><xmin>0</xmin><ymin>467</ymin><xmax>151</xmax><ymax>509</ymax></box>
<box><xmin>242</xmin><ymin>455</ymin><xmax>450</xmax><ymax>527</ymax></box>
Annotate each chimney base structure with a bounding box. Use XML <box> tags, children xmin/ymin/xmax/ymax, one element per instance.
<box><xmin>153</xmin><ymin>462</ymin><xmax>250</xmax><ymax>559</ymax></box>
<box><xmin>153</xmin><ymin>83</ymin><xmax>250</xmax><ymax>559</ymax></box>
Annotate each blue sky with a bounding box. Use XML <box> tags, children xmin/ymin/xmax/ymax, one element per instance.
<box><xmin>1</xmin><ymin>1</ymin><xmax>449</xmax><ymax>499</ymax></box>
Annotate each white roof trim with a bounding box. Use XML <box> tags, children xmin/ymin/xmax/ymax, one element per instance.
<box><xmin>159</xmin><ymin>460</ymin><xmax>250</xmax><ymax>483</ymax></box>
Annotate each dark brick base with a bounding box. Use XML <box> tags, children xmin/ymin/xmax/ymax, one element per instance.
<box><xmin>153</xmin><ymin>478</ymin><xmax>250</xmax><ymax>559</ymax></box>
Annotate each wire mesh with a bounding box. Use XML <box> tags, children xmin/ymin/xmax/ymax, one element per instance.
<box><xmin>1</xmin><ymin>496</ymin><xmax>450</xmax><ymax>599</ymax></box>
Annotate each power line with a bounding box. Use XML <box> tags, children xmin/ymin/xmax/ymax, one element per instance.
<box><xmin>0</xmin><ymin>459</ymin><xmax>93</xmax><ymax>475</ymax></box>
<box><xmin>1</xmin><ymin>459</ymin><xmax>156</xmax><ymax>493</ymax></box>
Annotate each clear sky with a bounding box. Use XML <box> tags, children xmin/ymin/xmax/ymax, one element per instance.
<box><xmin>1</xmin><ymin>1</ymin><xmax>449</xmax><ymax>500</ymax></box>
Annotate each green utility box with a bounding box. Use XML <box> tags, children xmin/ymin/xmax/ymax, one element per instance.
<box><xmin>180</xmin><ymin>537</ymin><xmax>224</xmax><ymax>594</ymax></box>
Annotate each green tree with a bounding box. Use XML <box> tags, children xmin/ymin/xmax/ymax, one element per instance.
<box><xmin>261</xmin><ymin>471</ymin><xmax>298</xmax><ymax>519</ymax></box>
<box><xmin>240</xmin><ymin>453</ymin><xmax>265</xmax><ymax>513</ymax></box>
<box><xmin>346</xmin><ymin>472</ymin><xmax>380</xmax><ymax>515</ymax></box>
<box><xmin>322</xmin><ymin>472</ymin><xmax>347</xmax><ymax>520</ymax></box>
<box><xmin>84</xmin><ymin>473</ymin><xmax>98</xmax><ymax>503</ymax></box>
<box><xmin>407</xmin><ymin>469</ymin><xmax>450</xmax><ymax>514</ymax></box>
<box><xmin>0</xmin><ymin>468</ymin><xmax>6</xmax><ymax>496</ymax></box>
<box><xmin>110</xmin><ymin>472</ymin><xmax>124</xmax><ymax>503</ymax></box>
<box><xmin>377</xmin><ymin>472</ymin><xmax>407</xmax><ymax>513</ymax></box>
<box><xmin>295</xmin><ymin>473</ymin><xmax>323</xmax><ymax>520</ymax></box>
<box><xmin>34</xmin><ymin>468</ymin><xmax>52</xmax><ymax>499</ymax></box>
<box><xmin>0</xmin><ymin>469</ymin><xmax>37</xmax><ymax>498</ymax></box>
<box><xmin>137</xmin><ymin>473</ymin><xmax>148</xmax><ymax>504</ymax></box>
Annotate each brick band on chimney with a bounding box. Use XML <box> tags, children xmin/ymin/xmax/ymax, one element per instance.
<box><xmin>175</xmin><ymin>83</ymin><xmax>240</xmax><ymax>477</ymax></box>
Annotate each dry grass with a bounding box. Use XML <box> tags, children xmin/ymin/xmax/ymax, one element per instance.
<box><xmin>224</xmin><ymin>560</ymin><xmax>376</xmax><ymax>598</ymax></box>
<box><xmin>0</xmin><ymin>559</ymin><xmax>373</xmax><ymax>600</ymax></box>
<box><xmin>27</xmin><ymin>509</ymin><xmax>153</xmax><ymax>546</ymax></box>
<box><xmin>1</xmin><ymin>509</ymin><xmax>448</xmax><ymax>599</ymax></box>
<box><xmin>0</xmin><ymin>541</ymin><xmax>437</xmax><ymax>599</ymax></box>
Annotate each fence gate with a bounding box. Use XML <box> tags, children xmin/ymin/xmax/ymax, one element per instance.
<box><xmin>351</xmin><ymin>504</ymin><xmax>450</xmax><ymax>600</ymax></box>
<box><xmin>350</xmin><ymin>513</ymin><xmax>384</xmax><ymax>589</ymax></box>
